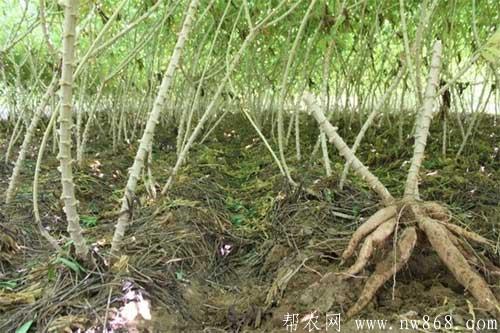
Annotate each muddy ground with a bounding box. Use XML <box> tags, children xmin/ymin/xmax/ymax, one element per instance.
<box><xmin>0</xmin><ymin>112</ymin><xmax>498</xmax><ymax>332</ymax></box>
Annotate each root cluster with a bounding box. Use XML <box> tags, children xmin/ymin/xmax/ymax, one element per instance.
<box><xmin>342</xmin><ymin>201</ymin><xmax>499</xmax><ymax>318</ymax></box>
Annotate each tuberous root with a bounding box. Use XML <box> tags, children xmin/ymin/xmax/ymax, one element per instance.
<box><xmin>346</xmin><ymin>226</ymin><xmax>417</xmax><ymax>318</ymax></box>
<box><xmin>345</xmin><ymin>218</ymin><xmax>396</xmax><ymax>276</ymax></box>
<box><xmin>342</xmin><ymin>205</ymin><xmax>397</xmax><ymax>260</ymax></box>
<box><xmin>340</xmin><ymin>201</ymin><xmax>499</xmax><ymax>319</ymax></box>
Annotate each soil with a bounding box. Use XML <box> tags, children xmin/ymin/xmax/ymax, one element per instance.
<box><xmin>0</xmin><ymin>112</ymin><xmax>498</xmax><ymax>332</ymax></box>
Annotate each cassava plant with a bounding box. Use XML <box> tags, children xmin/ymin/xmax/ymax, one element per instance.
<box><xmin>58</xmin><ymin>0</ymin><xmax>87</xmax><ymax>259</ymax></box>
<box><xmin>5</xmin><ymin>72</ymin><xmax>58</xmax><ymax>204</ymax></box>
<box><xmin>161</xmin><ymin>0</ymin><xmax>299</xmax><ymax>195</ymax></box>
<box><xmin>110</xmin><ymin>0</ymin><xmax>200</xmax><ymax>256</ymax></box>
<box><xmin>303</xmin><ymin>40</ymin><xmax>499</xmax><ymax>318</ymax></box>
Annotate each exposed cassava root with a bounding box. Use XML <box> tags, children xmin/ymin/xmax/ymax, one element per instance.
<box><xmin>422</xmin><ymin>202</ymin><xmax>493</xmax><ymax>246</ymax></box>
<box><xmin>345</xmin><ymin>218</ymin><xmax>396</xmax><ymax>276</ymax></box>
<box><xmin>342</xmin><ymin>205</ymin><xmax>397</xmax><ymax>260</ymax></box>
<box><xmin>343</xmin><ymin>202</ymin><xmax>500</xmax><ymax>319</ymax></box>
<box><xmin>422</xmin><ymin>201</ymin><xmax>451</xmax><ymax>221</ymax></box>
<box><xmin>418</xmin><ymin>216</ymin><xmax>499</xmax><ymax>315</ymax></box>
<box><xmin>346</xmin><ymin>226</ymin><xmax>417</xmax><ymax>318</ymax></box>
<box><xmin>437</xmin><ymin>220</ymin><xmax>494</xmax><ymax>247</ymax></box>
<box><xmin>448</xmin><ymin>231</ymin><xmax>500</xmax><ymax>278</ymax></box>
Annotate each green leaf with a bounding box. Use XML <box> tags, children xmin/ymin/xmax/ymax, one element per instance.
<box><xmin>230</xmin><ymin>214</ymin><xmax>245</xmax><ymax>226</ymax></box>
<box><xmin>80</xmin><ymin>215</ymin><xmax>98</xmax><ymax>227</ymax></box>
<box><xmin>481</xmin><ymin>29</ymin><xmax>500</xmax><ymax>67</ymax></box>
<box><xmin>175</xmin><ymin>270</ymin><xmax>184</xmax><ymax>280</ymax></box>
<box><xmin>0</xmin><ymin>280</ymin><xmax>17</xmax><ymax>290</ymax></box>
<box><xmin>54</xmin><ymin>257</ymin><xmax>86</xmax><ymax>274</ymax></box>
<box><xmin>15</xmin><ymin>320</ymin><xmax>33</xmax><ymax>333</ymax></box>
<box><xmin>225</xmin><ymin>197</ymin><xmax>245</xmax><ymax>212</ymax></box>
<box><xmin>63</xmin><ymin>239</ymin><xmax>75</xmax><ymax>250</ymax></box>
<box><xmin>47</xmin><ymin>266</ymin><xmax>56</xmax><ymax>281</ymax></box>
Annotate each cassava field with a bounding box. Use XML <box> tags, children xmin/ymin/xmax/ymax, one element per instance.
<box><xmin>0</xmin><ymin>1</ymin><xmax>499</xmax><ymax>332</ymax></box>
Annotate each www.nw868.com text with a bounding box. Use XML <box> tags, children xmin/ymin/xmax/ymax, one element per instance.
<box><xmin>283</xmin><ymin>312</ymin><xmax>498</xmax><ymax>331</ymax></box>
